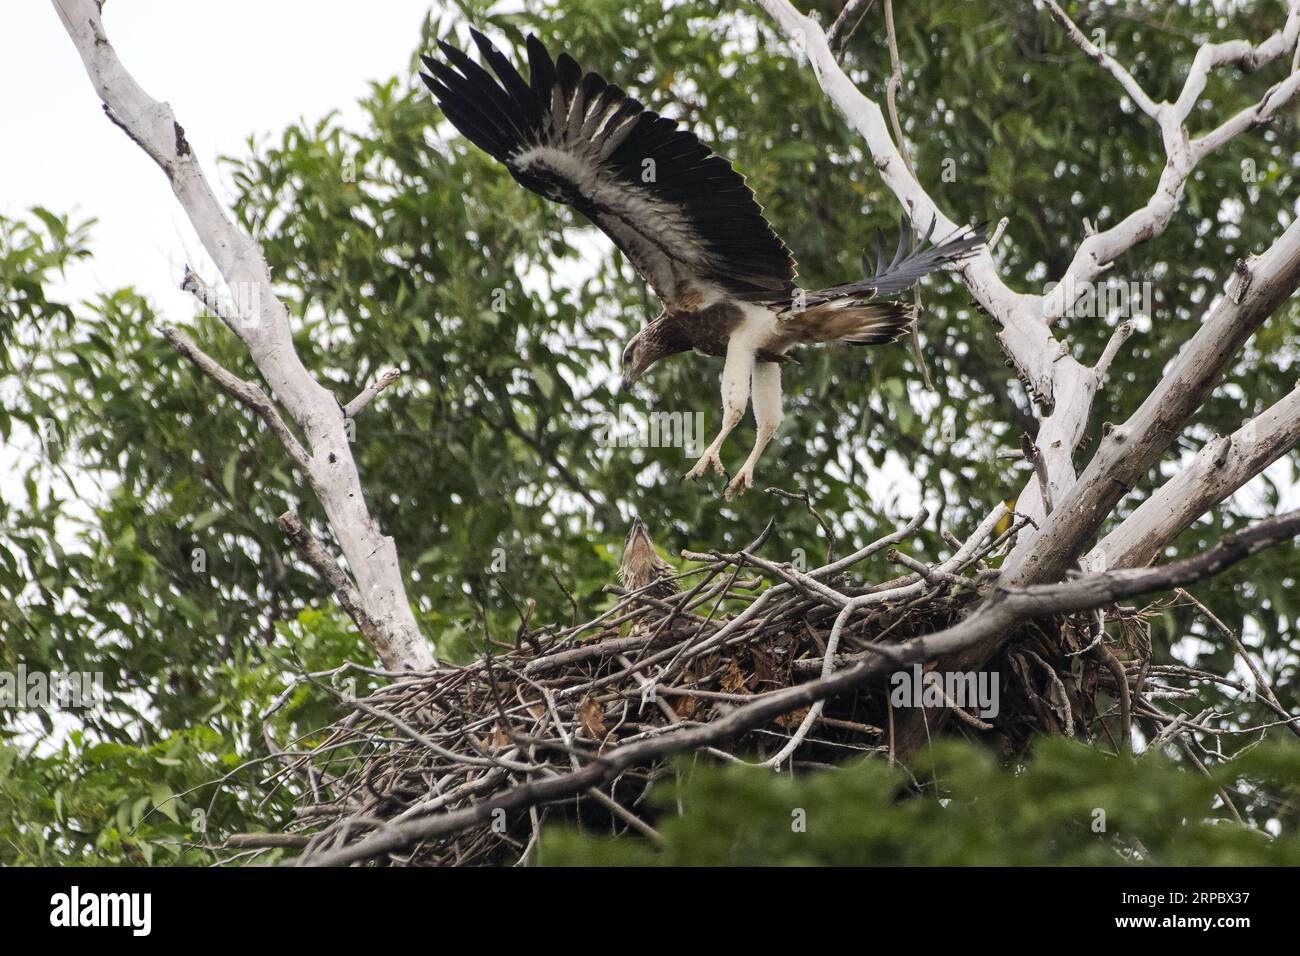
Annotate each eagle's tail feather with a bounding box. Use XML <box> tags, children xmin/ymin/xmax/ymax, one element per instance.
<box><xmin>789</xmin><ymin>300</ymin><xmax>916</xmax><ymax>346</ymax></box>
<box><xmin>781</xmin><ymin>218</ymin><xmax>985</xmax><ymax>312</ymax></box>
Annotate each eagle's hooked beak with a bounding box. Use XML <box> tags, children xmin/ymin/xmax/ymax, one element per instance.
<box><xmin>618</xmin><ymin>337</ymin><xmax>647</xmax><ymax>396</ymax></box>
<box><xmin>617</xmin><ymin>368</ymin><xmax>641</xmax><ymax>396</ymax></box>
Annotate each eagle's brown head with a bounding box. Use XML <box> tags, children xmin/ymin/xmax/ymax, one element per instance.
<box><xmin>619</xmin><ymin>312</ymin><xmax>690</xmax><ymax>393</ymax></box>
<box><xmin>619</xmin><ymin>516</ymin><xmax>678</xmax><ymax>598</ymax></box>
<box><xmin>618</xmin><ymin>335</ymin><xmax>653</xmax><ymax>393</ymax></box>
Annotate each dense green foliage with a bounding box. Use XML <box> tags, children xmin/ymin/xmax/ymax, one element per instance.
<box><xmin>540</xmin><ymin>739</ymin><xmax>1300</xmax><ymax>865</ymax></box>
<box><xmin>1</xmin><ymin>0</ymin><xmax>1297</xmax><ymax>864</ymax></box>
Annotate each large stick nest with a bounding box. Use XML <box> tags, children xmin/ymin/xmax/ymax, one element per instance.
<box><xmin>246</xmin><ymin>513</ymin><xmax>1170</xmax><ymax>866</ymax></box>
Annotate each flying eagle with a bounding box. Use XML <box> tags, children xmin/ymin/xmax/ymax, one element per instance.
<box><xmin>421</xmin><ymin>30</ymin><xmax>982</xmax><ymax>498</ymax></box>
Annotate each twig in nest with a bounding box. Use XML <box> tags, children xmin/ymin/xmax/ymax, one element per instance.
<box><xmin>767</xmin><ymin>485</ymin><xmax>838</xmax><ymax>562</ymax></box>
<box><xmin>549</xmin><ymin>568</ymin><xmax>580</xmax><ymax>627</ymax></box>
<box><xmin>1176</xmin><ymin>587</ymin><xmax>1300</xmax><ymax>742</ymax></box>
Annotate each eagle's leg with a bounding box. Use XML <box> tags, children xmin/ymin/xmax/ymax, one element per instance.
<box><xmin>724</xmin><ymin>361</ymin><xmax>782</xmax><ymax>500</ymax></box>
<box><xmin>684</xmin><ymin>338</ymin><xmax>754</xmax><ymax>482</ymax></box>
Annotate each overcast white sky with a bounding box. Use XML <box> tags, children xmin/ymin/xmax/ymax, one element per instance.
<box><xmin>2</xmin><ymin>0</ymin><xmax>438</xmax><ymax>315</ymax></box>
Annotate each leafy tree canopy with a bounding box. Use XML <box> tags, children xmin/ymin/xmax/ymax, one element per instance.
<box><xmin>1</xmin><ymin>0</ymin><xmax>1297</xmax><ymax>864</ymax></box>
<box><xmin>540</xmin><ymin>739</ymin><xmax>1300</xmax><ymax>866</ymax></box>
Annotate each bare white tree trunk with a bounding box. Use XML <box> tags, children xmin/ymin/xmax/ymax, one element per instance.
<box><xmin>52</xmin><ymin>0</ymin><xmax>435</xmax><ymax>671</ymax></box>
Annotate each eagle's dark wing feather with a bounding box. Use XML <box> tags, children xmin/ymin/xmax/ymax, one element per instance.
<box><xmin>421</xmin><ymin>30</ymin><xmax>797</xmax><ymax>308</ymax></box>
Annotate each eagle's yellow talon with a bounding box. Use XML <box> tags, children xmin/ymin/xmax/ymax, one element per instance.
<box><xmin>724</xmin><ymin>470</ymin><xmax>753</xmax><ymax>500</ymax></box>
<box><xmin>684</xmin><ymin>450</ymin><xmax>725</xmax><ymax>482</ymax></box>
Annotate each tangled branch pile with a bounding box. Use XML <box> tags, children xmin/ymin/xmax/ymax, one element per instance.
<box><xmin>221</xmin><ymin>505</ymin><xmax>1296</xmax><ymax>867</ymax></box>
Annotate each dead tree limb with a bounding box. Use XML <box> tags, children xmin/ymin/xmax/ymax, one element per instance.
<box><xmin>52</xmin><ymin>0</ymin><xmax>435</xmax><ymax>670</ymax></box>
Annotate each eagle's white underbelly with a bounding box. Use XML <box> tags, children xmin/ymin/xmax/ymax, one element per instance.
<box><xmin>736</xmin><ymin>300</ymin><xmax>787</xmax><ymax>354</ymax></box>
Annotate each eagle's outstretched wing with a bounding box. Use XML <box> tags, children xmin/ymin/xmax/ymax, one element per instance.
<box><xmin>420</xmin><ymin>30</ymin><xmax>797</xmax><ymax>308</ymax></box>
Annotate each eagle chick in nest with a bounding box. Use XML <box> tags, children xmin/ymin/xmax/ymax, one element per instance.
<box><xmin>619</xmin><ymin>517</ymin><xmax>679</xmax><ymax>601</ymax></box>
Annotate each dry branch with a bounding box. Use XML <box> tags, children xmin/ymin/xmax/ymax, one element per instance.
<box><xmin>1038</xmin><ymin>0</ymin><xmax>1300</xmax><ymax>325</ymax></box>
<box><xmin>53</xmin><ymin>0</ymin><xmax>434</xmax><ymax>671</ymax></box>
<box><xmin>1098</xmin><ymin>381</ymin><xmax>1300</xmax><ymax>568</ymax></box>
<box><xmin>1007</xmin><ymin>220</ymin><xmax>1300</xmax><ymax>585</ymax></box>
